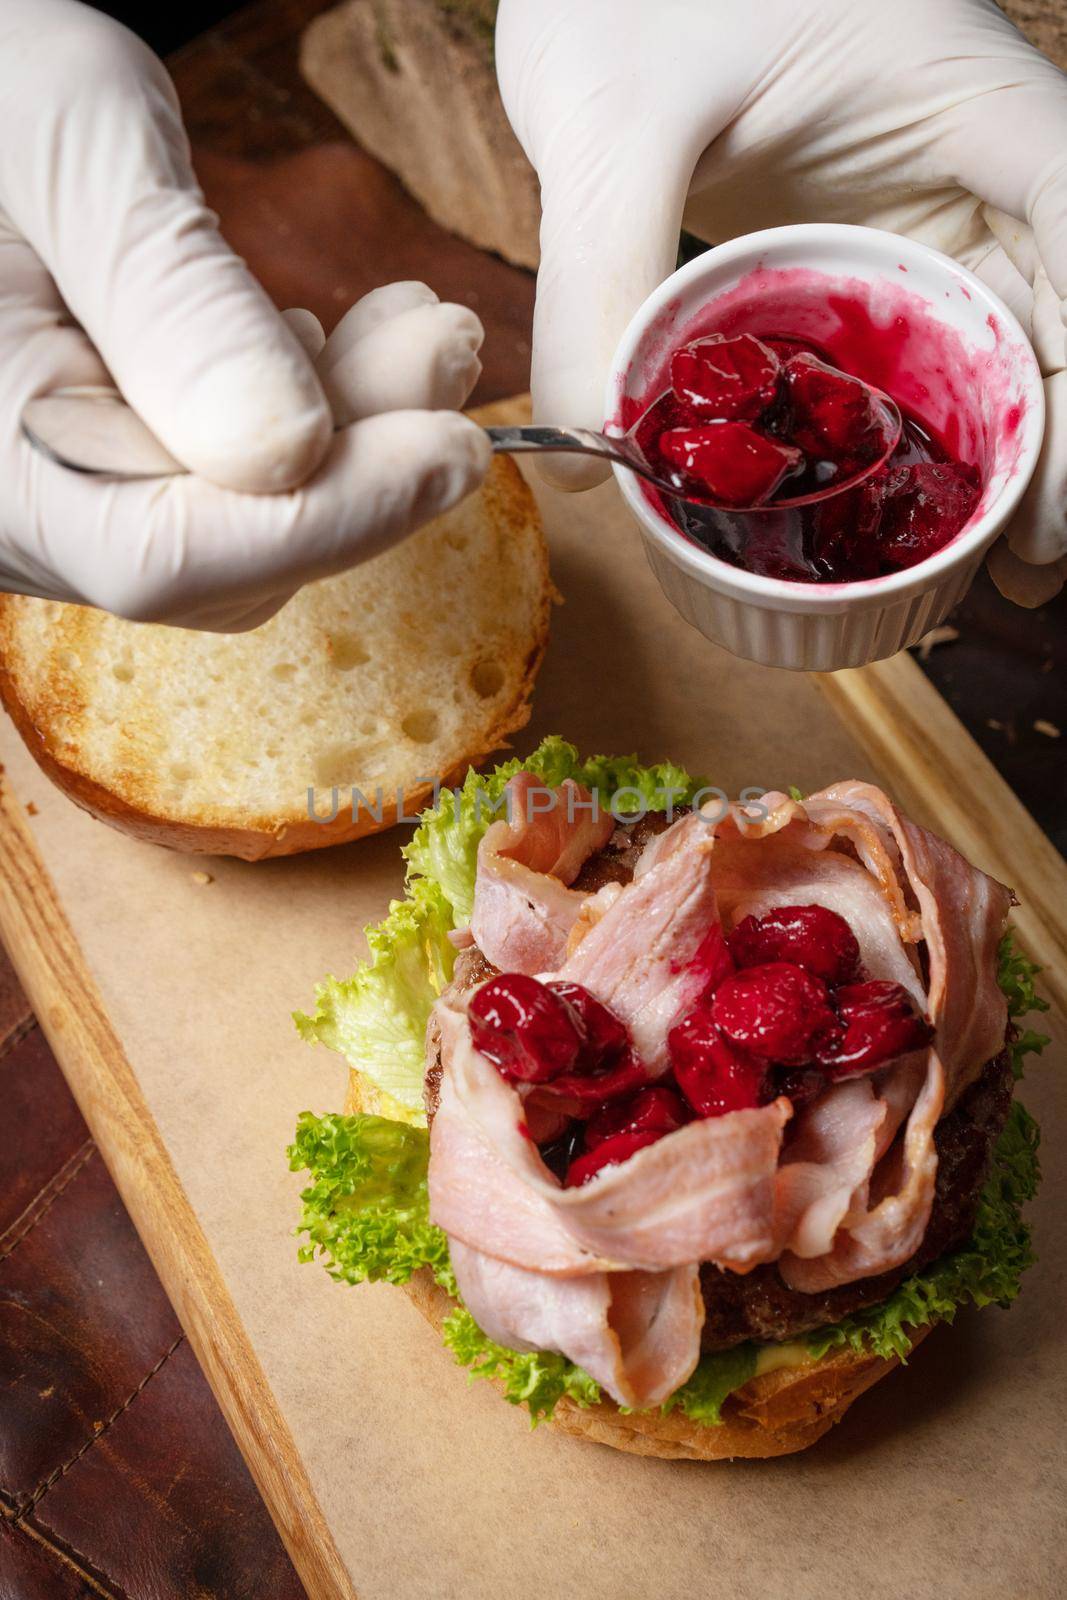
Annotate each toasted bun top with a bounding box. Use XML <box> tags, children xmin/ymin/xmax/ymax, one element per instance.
<box><xmin>0</xmin><ymin>458</ymin><xmax>552</xmax><ymax>858</ymax></box>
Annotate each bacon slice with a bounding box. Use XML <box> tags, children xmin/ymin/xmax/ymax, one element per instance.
<box><xmin>713</xmin><ymin>838</ymin><xmax>924</xmax><ymax>1000</ymax></box>
<box><xmin>800</xmin><ymin>786</ymin><xmax>922</xmax><ymax>944</ymax></box>
<box><xmin>895</xmin><ymin>815</ymin><xmax>1012</xmax><ymax>1102</ymax></box>
<box><xmin>433</xmin><ymin>774</ymin><xmax>1014</xmax><ymax>1331</ymax></box>
<box><xmin>449</xmin><ymin>1240</ymin><xmax>704</xmax><ymax>1409</ymax></box>
<box><xmin>430</xmin><ymin>1067</ymin><xmax>608</xmax><ymax>1275</ymax></box>
<box><xmin>429</xmin><ymin>1006</ymin><xmax>789</xmax><ymax>1274</ymax></box>
<box><xmin>564</xmin><ymin>881</ymin><xmax>624</xmax><ymax>959</ymax></box>
<box><xmin>779</xmin><ymin>1053</ymin><xmax>945</xmax><ymax>1291</ymax></box>
<box><xmin>770</xmin><ymin>781</ymin><xmax>1009</xmax><ymax>1289</ymax></box>
<box><xmin>553</xmin><ymin>816</ymin><xmax>722</xmax><ymax>1071</ymax></box>
<box><xmin>804</xmin><ymin>781</ymin><xmax>1012</xmax><ymax>1104</ymax></box>
<box><xmin>468</xmin><ymin>774</ymin><xmax>614</xmax><ymax>974</ymax></box>
<box><xmin>558</xmin><ymin>1100</ymin><xmax>789</xmax><ymax>1271</ymax></box>
<box><xmin>631</xmin><ymin>791</ymin><xmax>800</xmax><ymax>881</ymax></box>
<box><xmin>774</xmin><ymin>1077</ymin><xmax>889</xmax><ymax>1260</ymax></box>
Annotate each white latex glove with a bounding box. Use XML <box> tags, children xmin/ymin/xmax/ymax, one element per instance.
<box><xmin>497</xmin><ymin>0</ymin><xmax>1067</xmax><ymax>605</ymax></box>
<box><xmin>0</xmin><ymin>0</ymin><xmax>490</xmax><ymax>630</ymax></box>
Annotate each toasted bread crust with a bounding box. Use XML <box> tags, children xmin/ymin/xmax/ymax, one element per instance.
<box><xmin>0</xmin><ymin>648</ymin><xmax>545</xmax><ymax>860</ymax></box>
<box><xmin>0</xmin><ymin>457</ymin><xmax>553</xmax><ymax>860</ymax></box>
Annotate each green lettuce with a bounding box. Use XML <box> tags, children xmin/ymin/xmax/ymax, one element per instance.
<box><xmin>442</xmin><ymin>1307</ymin><xmax>602</xmax><ymax>1420</ymax></box>
<box><xmin>403</xmin><ymin>735</ymin><xmax>702</xmax><ymax>926</ymax></box>
<box><xmin>442</xmin><ymin>1309</ymin><xmax>760</xmax><ymax>1426</ymax></box>
<box><xmin>293</xmin><ymin>882</ymin><xmax>456</xmax><ymax>1123</ymax></box>
<box><xmin>661</xmin><ymin>1342</ymin><xmax>759</xmax><ymax>1424</ymax></box>
<box><xmin>288</xmin><ymin>1111</ymin><xmax>455</xmax><ymax>1295</ymax></box>
<box><xmin>998</xmin><ymin>933</ymin><xmax>1051</xmax><ymax>1079</ymax></box>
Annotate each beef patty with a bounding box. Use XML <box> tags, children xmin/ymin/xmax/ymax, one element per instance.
<box><xmin>426</xmin><ymin>812</ymin><xmax>1013</xmax><ymax>1350</ymax></box>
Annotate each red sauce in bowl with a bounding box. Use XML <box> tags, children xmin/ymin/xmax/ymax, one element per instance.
<box><xmin>633</xmin><ymin>329</ymin><xmax>981</xmax><ymax>583</ymax></box>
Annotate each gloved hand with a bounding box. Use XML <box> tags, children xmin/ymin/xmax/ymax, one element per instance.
<box><xmin>497</xmin><ymin>0</ymin><xmax>1067</xmax><ymax>605</ymax></box>
<box><xmin>0</xmin><ymin>0</ymin><xmax>490</xmax><ymax>630</ymax></box>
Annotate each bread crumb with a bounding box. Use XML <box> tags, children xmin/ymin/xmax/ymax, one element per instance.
<box><xmin>913</xmin><ymin>625</ymin><xmax>959</xmax><ymax>662</ymax></box>
<box><xmin>1034</xmin><ymin>719</ymin><xmax>1060</xmax><ymax>739</ymax></box>
<box><xmin>25</xmin><ymin>800</ymin><xmax>38</xmax><ymax>816</ymax></box>
<box><xmin>986</xmin><ymin>719</ymin><xmax>1004</xmax><ymax>732</ymax></box>
<box><xmin>191</xmin><ymin>869</ymin><xmax>214</xmax><ymax>886</ymax></box>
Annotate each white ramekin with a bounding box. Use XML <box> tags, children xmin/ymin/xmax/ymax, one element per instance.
<box><xmin>606</xmin><ymin>225</ymin><xmax>1044</xmax><ymax>672</ymax></box>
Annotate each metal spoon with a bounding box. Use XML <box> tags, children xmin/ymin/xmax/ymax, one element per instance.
<box><xmin>20</xmin><ymin>384</ymin><xmax>903</xmax><ymax>512</ymax></box>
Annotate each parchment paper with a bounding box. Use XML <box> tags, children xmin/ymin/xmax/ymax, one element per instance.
<box><xmin>1</xmin><ymin>467</ymin><xmax>1063</xmax><ymax>1600</ymax></box>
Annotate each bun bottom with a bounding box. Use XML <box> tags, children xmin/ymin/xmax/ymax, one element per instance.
<box><xmin>403</xmin><ymin>1271</ymin><xmax>929</xmax><ymax>1462</ymax></box>
<box><xmin>345</xmin><ymin>1072</ymin><xmax>930</xmax><ymax>1459</ymax></box>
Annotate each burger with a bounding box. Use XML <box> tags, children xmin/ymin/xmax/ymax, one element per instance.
<box><xmin>290</xmin><ymin>738</ymin><xmax>1046</xmax><ymax>1459</ymax></box>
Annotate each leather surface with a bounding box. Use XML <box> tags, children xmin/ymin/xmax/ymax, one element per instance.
<box><xmin>0</xmin><ymin>947</ymin><xmax>307</xmax><ymax>1599</ymax></box>
<box><xmin>0</xmin><ymin>1145</ymin><xmax>181</xmax><ymax>1502</ymax></box>
<box><xmin>0</xmin><ymin>1029</ymin><xmax>88</xmax><ymax>1245</ymax></box>
<box><xmin>35</xmin><ymin>1341</ymin><xmax>299</xmax><ymax>1600</ymax></box>
<box><xmin>0</xmin><ymin>1517</ymin><xmax>99</xmax><ymax>1600</ymax></box>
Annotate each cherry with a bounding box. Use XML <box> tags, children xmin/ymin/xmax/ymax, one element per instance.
<box><xmin>668</xmin><ymin>1007</ymin><xmax>770</xmax><ymax>1117</ymax></box>
<box><xmin>711</xmin><ymin>962</ymin><xmax>841</xmax><ymax>1065</ymax></box>
<box><xmin>670</xmin><ymin>334</ymin><xmax>780</xmax><ymax>422</ymax></box>
<box><xmin>468</xmin><ymin>973</ymin><xmax>583</xmax><ymax>1084</ymax></box>
<box><xmin>783</xmin><ymin>353</ymin><xmax>883</xmax><ymax>465</ymax></box>
<box><xmin>876</xmin><ymin>462</ymin><xmax>981</xmax><ymax>570</ymax></box>
<box><xmin>487</xmin><ymin>980</ymin><xmax>643</xmax><ymax>1109</ymax></box>
<box><xmin>818</xmin><ymin>981</ymin><xmax>933</xmax><ymax>1076</ymax></box>
<box><xmin>729</xmin><ymin>904</ymin><xmax>861</xmax><ymax>986</ymax></box>
<box><xmin>522</xmin><ymin>1092</ymin><xmax>572</xmax><ymax>1145</ymax></box>
<box><xmin>652</xmin><ymin>320</ymin><xmax>986</xmax><ymax>589</ymax></box>
<box><xmin>547</xmin><ymin>1046</ymin><xmax>649</xmax><ymax>1107</ymax></box>
<box><xmin>565</xmin><ymin>1129</ymin><xmax>663</xmax><ymax>1187</ymax></box>
<box><xmin>659</xmin><ymin>422</ymin><xmax>802</xmax><ymax>506</ymax></box>
<box><xmin>547</xmin><ymin>980</ymin><xmax>629</xmax><ymax>1066</ymax></box>
<box><xmin>584</xmin><ymin>1085</ymin><xmax>689</xmax><ymax>1150</ymax></box>
<box><xmin>809</xmin><ymin>472</ymin><xmax>887</xmax><ymax>582</ymax></box>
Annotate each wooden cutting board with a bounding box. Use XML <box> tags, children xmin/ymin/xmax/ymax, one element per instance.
<box><xmin>1</xmin><ymin>400</ymin><xmax>1064</xmax><ymax>1600</ymax></box>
